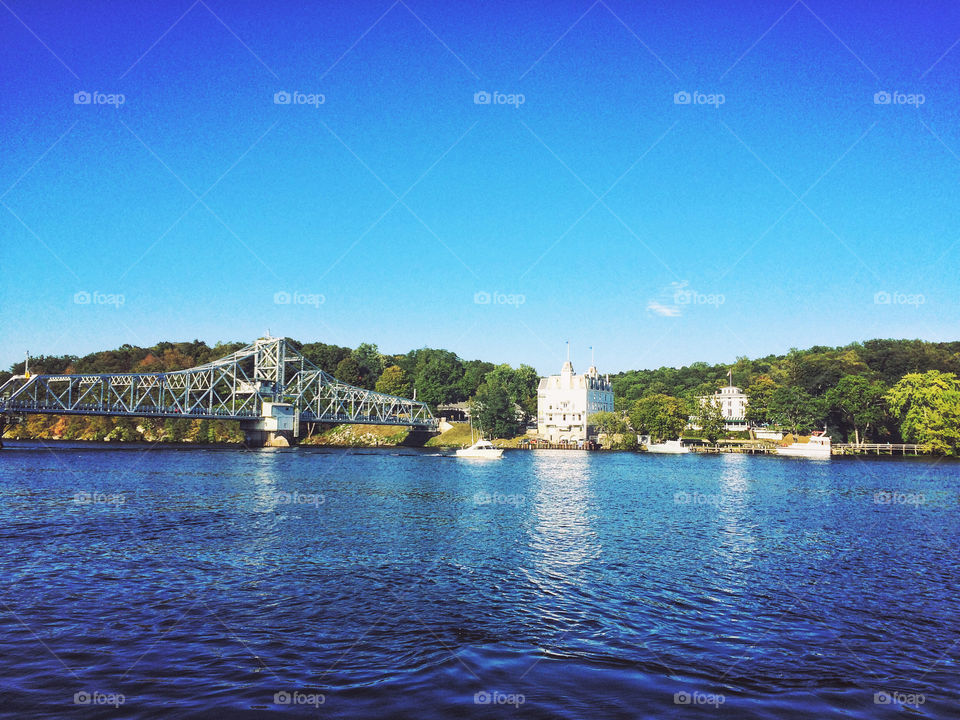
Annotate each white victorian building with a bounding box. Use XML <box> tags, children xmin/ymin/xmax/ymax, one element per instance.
<box><xmin>537</xmin><ymin>359</ymin><xmax>614</xmax><ymax>444</ymax></box>
<box><xmin>698</xmin><ymin>379</ymin><xmax>749</xmax><ymax>431</ymax></box>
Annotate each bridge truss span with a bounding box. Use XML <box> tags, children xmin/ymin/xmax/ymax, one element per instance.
<box><xmin>0</xmin><ymin>336</ymin><xmax>437</xmax><ymax>440</ymax></box>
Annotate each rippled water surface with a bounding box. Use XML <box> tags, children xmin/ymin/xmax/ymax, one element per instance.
<box><xmin>0</xmin><ymin>442</ymin><xmax>958</xmax><ymax>718</ymax></box>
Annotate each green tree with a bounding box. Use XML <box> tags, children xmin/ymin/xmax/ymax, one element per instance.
<box><xmin>411</xmin><ymin>349</ymin><xmax>465</xmax><ymax>407</ymax></box>
<box><xmin>628</xmin><ymin>394</ymin><xmax>688</xmax><ymax>442</ymax></box>
<box><xmin>589</xmin><ymin>411</ymin><xmax>629</xmax><ymax>435</ymax></box>
<box><xmin>471</xmin><ymin>376</ymin><xmax>521</xmax><ymax>439</ymax></box>
<box><xmin>485</xmin><ymin>363</ymin><xmax>540</xmax><ymax>420</ymax></box>
<box><xmin>745</xmin><ymin>375</ymin><xmax>777</xmax><ymax>425</ymax></box>
<box><xmin>375</xmin><ymin>365</ymin><xmax>412</xmax><ymax>397</ymax></box>
<box><xmin>695</xmin><ymin>400</ymin><xmax>727</xmax><ymax>443</ymax></box>
<box><xmin>351</xmin><ymin>343</ymin><xmax>386</xmax><ymax>389</ymax></box>
<box><xmin>887</xmin><ymin>371</ymin><xmax>960</xmax><ymax>454</ymax></box>
<box><xmin>826</xmin><ymin>375</ymin><xmax>887</xmax><ymax>444</ymax></box>
<box><xmin>300</xmin><ymin>342</ymin><xmax>352</xmax><ymax>375</ymax></box>
<box><xmin>459</xmin><ymin>359</ymin><xmax>495</xmax><ymax>398</ymax></box>
<box><xmin>769</xmin><ymin>386</ymin><xmax>822</xmax><ymax>436</ymax></box>
<box><xmin>334</xmin><ymin>356</ymin><xmax>365</xmax><ymax>386</ymax></box>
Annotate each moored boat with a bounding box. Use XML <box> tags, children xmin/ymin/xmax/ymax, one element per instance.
<box><xmin>455</xmin><ymin>439</ymin><xmax>504</xmax><ymax>459</ymax></box>
<box><xmin>776</xmin><ymin>431</ymin><xmax>831</xmax><ymax>459</ymax></box>
<box><xmin>645</xmin><ymin>439</ymin><xmax>690</xmax><ymax>454</ymax></box>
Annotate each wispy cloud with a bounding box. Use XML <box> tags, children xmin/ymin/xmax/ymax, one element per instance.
<box><xmin>647</xmin><ymin>301</ymin><xmax>682</xmax><ymax>317</ymax></box>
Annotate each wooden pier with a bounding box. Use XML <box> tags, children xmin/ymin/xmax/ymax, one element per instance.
<box><xmin>688</xmin><ymin>444</ymin><xmax>778</xmax><ymax>455</ymax></box>
<box><xmin>832</xmin><ymin>443</ymin><xmax>923</xmax><ymax>456</ymax></box>
<box><xmin>519</xmin><ymin>439</ymin><xmax>600</xmax><ymax>450</ymax></box>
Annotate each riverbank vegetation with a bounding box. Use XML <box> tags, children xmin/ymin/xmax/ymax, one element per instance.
<box><xmin>4</xmin><ymin>337</ymin><xmax>960</xmax><ymax>453</ymax></box>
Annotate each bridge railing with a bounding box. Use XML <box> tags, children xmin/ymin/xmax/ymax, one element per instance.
<box><xmin>0</xmin><ymin>336</ymin><xmax>437</xmax><ymax>431</ymax></box>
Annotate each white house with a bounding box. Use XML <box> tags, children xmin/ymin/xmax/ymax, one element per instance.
<box><xmin>697</xmin><ymin>379</ymin><xmax>749</xmax><ymax>431</ymax></box>
<box><xmin>537</xmin><ymin>359</ymin><xmax>614</xmax><ymax>443</ymax></box>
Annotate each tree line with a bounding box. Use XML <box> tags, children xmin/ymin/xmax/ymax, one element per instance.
<box><xmin>1</xmin><ymin>338</ymin><xmax>540</xmax><ymax>442</ymax></box>
<box><xmin>605</xmin><ymin>339</ymin><xmax>960</xmax><ymax>454</ymax></box>
<box><xmin>4</xmin><ymin>337</ymin><xmax>960</xmax><ymax>452</ymax></box>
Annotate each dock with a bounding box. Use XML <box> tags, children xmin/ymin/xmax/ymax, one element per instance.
<box><xmin>832</xmin><ymin>443</ymin><xmax>924</xmax><ymax>456</ymax></box>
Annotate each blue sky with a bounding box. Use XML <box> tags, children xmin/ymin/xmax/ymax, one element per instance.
<box><xmin>2</xmin><ymin>0</ymin><xmax>959</xmax><ymax>375</ymax></box>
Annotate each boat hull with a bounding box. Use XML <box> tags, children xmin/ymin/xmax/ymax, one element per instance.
<box><xmin>776</xmin><ymin>447</ymin><xmax>830</xmax><ymax>459</ymax></box>
<box><xmin>455</xmin><ymin>449</ymin><xmax>504</xmax><ymax>459</ymax></box>
<box><xmin>645</xmin><ymin>440</ymin><xmax>689</xmax><ymax>454</ymax></box>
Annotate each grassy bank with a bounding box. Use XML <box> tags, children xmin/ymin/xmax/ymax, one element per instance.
<box><xmin>300</xmin><ymin>424</ymin><xmax>411</xmax><ymax>447</ymax></box>
<box><xmin>425</xmin><ymin>423</ymin><xmax>527</xmax><ymax>448</ymax></box>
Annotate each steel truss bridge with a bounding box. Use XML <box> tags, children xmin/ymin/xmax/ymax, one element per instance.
<box><xmin>0</xmin><ymin>336</ymin><xmax>436</xmax><ymax>444</ymax></box>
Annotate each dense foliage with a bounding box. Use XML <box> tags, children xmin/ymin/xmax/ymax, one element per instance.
<box><xmin>4</xmin><ymin>337</ymin><xmax>960</xmax><ymax>452</ymax></box>
<box><xmin>608</xmin><ymin>339</ymin><xmax>960</xmax><ymax>453</ymax></box>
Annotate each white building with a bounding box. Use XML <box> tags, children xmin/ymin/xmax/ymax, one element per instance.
<box><xmin>698</xmin><ymin>383</ymin><xmax>749</xmax><ymax>430</ymax></box>
<box><xmin>537</xmin><ymin>360</ymin><xmax>614</xmax><ymax>443</ymax></box>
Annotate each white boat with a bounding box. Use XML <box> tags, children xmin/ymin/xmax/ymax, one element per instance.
<box><xmin>455</xmin><ymin>439</ymin><xmax>504</xmax><ymax>459</ymax></box>
<box><xmin>776</xmin><ymin>431</ymin><xmax>831</xmax><ymax>459</ymax></box>
<box><xmin>645</xmin><ymin>439</ymin><xmax>689</xmax><ymax>454</ymax></box>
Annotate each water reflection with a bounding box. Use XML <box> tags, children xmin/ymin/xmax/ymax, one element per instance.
<box><xmin>527</xmin><ymin>451</ymin><xmax>601</xmax><ymax>571</ymax></box>
<box><xmin>716</xmin><ymin>453</ymin><xmax>757</xmax><ymax>571</ymax></box>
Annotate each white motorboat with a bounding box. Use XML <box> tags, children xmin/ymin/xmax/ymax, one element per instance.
<box><xmin>645</xmin><ymin>439</ymin><xmax>689</xmax><ymax>454</ymax></box>
<box><xmin>776</xmin><ymin>431</ymin><xmax>831</xmax><ymax>459</ymax></box>
<box><xmin>455</xmin><ymin>439</ymin><xmax>504</xmax><ymax>459</ymax></box>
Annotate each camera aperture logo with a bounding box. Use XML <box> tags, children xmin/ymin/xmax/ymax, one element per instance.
<box><xmin>674</xmin><ymin>491</ymin><xmax>731</xmax><ymax>507</ymax></box>
<box><xmin>74</xmin><ymin>91</ymin><xmax>125</xmax><ymax>107</ymax></box>
<box><xmin>274</xmin><ymin>90</ymin><xmax>325</xmax><ymax>107</ymax></box>
<box><xmin>473</xmin><ymin>290</ymin><xmax>525</xmax><ymax>307</ymax></box>
<box><xmin>74</xmin><ymin>491</ymin><xmax>126</xmax><ymax>507</ymax></box>
<box><xmin>274</xmin><ymin>290</ymin><xmax>324</xmax><ymax>308</ymax></box>
<box><xmin>273</xmin><ymin>690</ymin><xmax>325</xmax><ymax>707</ymax></box>
<box><xmin>474</xmin><ymin>690</ymin><xmax>525</xmax><ymax>707</ymax></box>
<box><xmin>474</xmin><ymin>491</ymin><xmax>524</xmax><ymax>507</ymax></box>
<box><xmin>874</xmin><ymin>690</ymin><xmax>924</xmax><ymax>708</ymax></box>
<box><xmin>674</xmin><ymin>90</ymin><xmax>725</xmax><ymax>107</ymax></box>
<box><xmin>873</xmin><ymin>91</ymin><xmax>924</xmax><ymax>107</ymax></box>
<box><xmin>874</xmin><ymin>491</ymin><xmax>925</xmax><ymax>507</ymax></box>
<box><xmin>874</xmin><ymin>291</ymin><xmax>925</xmax><ymax>308</ymax></box>
<box><xmin>672</xmin><ymin>282</ymin><xmax>724</xmax><ymax>308</ymax></box>
<box><xmin>473</xmin><ymin>90</ymin><xmax>525</xmax><ymax>108</ymax></box>
<box><xmin>272</xmin><ymin>490</ymin><xmax>325</xmax><ymax>508</ymax></box>
<box><xmin>674</xmin><ymin>690</ymin><xmax>725</xmax><ymax>707</ymax></box>
<box><xmin>74</xmin><ymin>290</ymin><xmax>125</xmax><ymax>308</ymax></box>
<box><xmin>74</xmin><ymin>691</ymin><xmax>125</xmax><ymax>708</ymax></box>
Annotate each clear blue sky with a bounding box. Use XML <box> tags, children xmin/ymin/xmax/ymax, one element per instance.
<box><xmin>2</xmin><ymin>0</ymin><xmax>959</xmax><ymax>375</ymax></box>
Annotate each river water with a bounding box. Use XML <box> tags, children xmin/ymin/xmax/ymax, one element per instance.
<box><xmin>0</xmin><ymin>442</ymin><xmax>957</xmax><ymax>718</ymax></box>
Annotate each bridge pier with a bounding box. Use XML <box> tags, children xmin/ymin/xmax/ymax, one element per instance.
<box><xmin>243</xmin><ymin>429</ymin><xmax>295</xmax><ymax>448</ymax></box>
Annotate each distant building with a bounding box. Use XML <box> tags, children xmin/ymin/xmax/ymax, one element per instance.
<box><xmin>697</xmin><ymin>373</ymin><xmax>749</xmax><ymax>431</ymax></box>
<box><xmin>537</xmin><ymin>359</ymin><xmax>614</xmax><ymax>443</ymax></box>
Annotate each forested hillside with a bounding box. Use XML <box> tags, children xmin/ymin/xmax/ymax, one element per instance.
<box><xmin>4</xmin><ymin>337</ymin><xmax>960</xmax><ymax>451</ymax></box>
